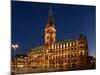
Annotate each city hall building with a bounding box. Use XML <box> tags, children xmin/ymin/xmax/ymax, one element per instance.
<box><xmin>12</xmin><ymin>8</ymin><xmax>92</xmax><ymax>73</ymax></box>
<box><xmin>27</xmin><ymin>9</ymin><xmax>89</xmax><ymax>71</ymax></box>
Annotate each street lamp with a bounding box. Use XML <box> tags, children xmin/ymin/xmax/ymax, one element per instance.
<box><xmin>11</xmin><ymin>44</ymin><xmax>19</xmax><ymax>73</ymax></box>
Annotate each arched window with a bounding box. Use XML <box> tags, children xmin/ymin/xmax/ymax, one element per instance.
<box><xmin>63</xmin><ymin>43</ymin><xmax>65</xmax><ymax>48</ymax></box>
<box><xmin>57</xmin><ymin>44</ymin><xmax>59</xmax><ymax>49</ymax></box>
<box><xmin>66</xmin><ymin>42</ymin><xmax>68</xmax><ymax>47</ymax></box>
<box><xmin>52</xmin><ymin>44</ymin><xmax>54</xmax><ymax>49</ymax></box>
<box><xmin>70</xmin><ymin>42</ymin><xmax>72</xmax><ymax>46</ymax></box>
<box><xmin>55</xmin><ymin>44</ymin><xmax>56</xmax><ymax>49</ymax></box>
<box><xmin>60</xmin><ymin>43</ymin><xmax>62</xmax><ymax>48</ymax></box>
<box><xmin>82</xmin><ymin>50</ymin><xmax>85</xmax><ymax>55</ymax></box>
<box><xmin>73</xmin><ymin>41</ymin><xmax>75</xmax><ymax>46</ymax></box>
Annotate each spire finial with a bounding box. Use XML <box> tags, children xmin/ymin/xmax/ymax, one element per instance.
<box><xmin>49</xmin><ymin>6</ymin><xmax>52</xmax><ymax>16</ymax></box>
<box><xmin>46</xmin><ymin>6</ymin><xmax>55</xmax><ymax>27</ymax></box>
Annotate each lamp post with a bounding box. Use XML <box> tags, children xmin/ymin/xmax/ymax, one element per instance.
<box><xmin>11</xmin><ymin>44</ymin><xmax>19</xmax><ymax>73</ymax></box>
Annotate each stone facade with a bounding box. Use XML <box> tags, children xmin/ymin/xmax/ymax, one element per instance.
<box><xmin>11</xmin><ymin>8</ymin><xmax>93</xmax><ymax>73</ymax></box>
<box><xmin>27</xmin><ymin>8</ymin><xmax>89</xmax><ymax>71</ymax></box>
<box><xmin>27</xmin><ymin>34</ymin><xmax>89</xmax><ymax>71</ymax></box>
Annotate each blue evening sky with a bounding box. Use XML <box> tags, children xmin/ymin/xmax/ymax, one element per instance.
<box><xmin>11</xmin><ymin>1</ymin><xmax>96</xmax><ymax>57</ymax></box>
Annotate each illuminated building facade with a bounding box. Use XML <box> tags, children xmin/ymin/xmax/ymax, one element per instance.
<box><xmin>11</xmin><ymin>8</ymin><xmax>95</xmax><ymax>73</ymax></box>
<box><xmin>27</xmin><ymin>9</ymin><xmax>89</xmax><ymax>71</ymax></box>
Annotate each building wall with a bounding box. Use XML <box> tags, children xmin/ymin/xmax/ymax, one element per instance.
<box><xmin>28</xmin><ymin>34</ymin><xmax>89</xmax><ymax>70</ymax></box>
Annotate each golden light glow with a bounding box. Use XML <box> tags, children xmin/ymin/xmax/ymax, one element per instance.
<box><xmin>70</xmin><ymin>42</ymin><xmax>71</xmax><ymax>46</ymax></box>
<box><xmin>52</xmin><ymin>44</ymin><xmax>54</xmax><ymax>49</ymax></box>
<box><xmin>57</xmin><ymin>44</ymin><xmax>59</xmax><ymax>48</ymax></box>
<box><xmin>73</xmin><ymin>41</ymin><xmax>75</xmax><ymax>46</ymax></box>
<box><xmin>63</xmin><ymin>43</ymin><xmax>65</xmax><ymax>48</ymax></box>
<box><xmin>55</xmin><ymin>44</ymin><xmax>56</xmax><ymax>49</ymax></box>
<box><xmin>60</xmin><ymin>44</ymin><xmax>62</xmax><ymax>48</ymax></box>
<box><xmin>66</xmin><ymin>42</ymin><xmax>68</xmax><ymax>47</ymax></box>
<box><xmin>82</xmin><ymin>50</ymin><xmax>85</xmax><ymax>55</ymax></box>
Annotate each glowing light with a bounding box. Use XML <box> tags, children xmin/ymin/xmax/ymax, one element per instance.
<box><xmin>63</xmin><ymin>43</ymin><xmax>65</xmax><ymax>48</ymax></box>
<box><xmin>57</xmin><ymin>44</ymin><xmax>59</xmax><ymax>48</ymax></box>
<box><xmin>66</xmin><ymin>42</ymin><xmax>68</xmax><ymax>47</ymax></box>
<box><xmin>11</xmin><ymin>44</ymin><xmax>19</xmax><ymax>49</ymax></box>
<box><xmin>70</xmin><ymin>42</ymin><xmax>71</xmax><ymax>46</ymax></box>
<box><xmin>60</xmin><ymin>44</ymin><xmax>62</xmax><ymax>48</ymax></box>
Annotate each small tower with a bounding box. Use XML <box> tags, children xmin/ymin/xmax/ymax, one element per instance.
<box><xmin>44</xmin><ymin>7</ymin><xmax>56</xmax><ymax>47</ymax></box>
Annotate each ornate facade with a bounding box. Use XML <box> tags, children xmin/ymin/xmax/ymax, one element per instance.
<box><xmin>12</xmin><ymin>8</ymin><xmax>93</xmax><ymax>73</ymax></box>
<box><xmin>27</xmin><ymin>8</ymin><xmax>89</xmax><ymax>71</ymax></box>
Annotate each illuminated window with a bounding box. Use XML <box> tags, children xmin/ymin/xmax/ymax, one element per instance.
<box><xmin>63</xmin><ymin>54</ymin><xmax>65</xmax><ymax>58</ymax></box>
<box><xmin>73</xmin><ymin>53</ymin><xmax>75</xmax><ymax>57</ymax></box>
<box><xmin>73</xmin><ymin>41</ymin><xmax>75</xmax><ymax>46</ymax></box>
<box><xmin>76</xmin><ymin>41</ymin><xmax>78</xmax><ymax>45</ymax></box>
<box><xmin>79</xmin><ymin>51</ymin><xmax>82</xmax><ymax>56</ymax></box>
<box><xmin>60</xmin><ymin>43</ymin><xmax>62</xmax><ymax>48</ymax></box>
<box><xmin>63</xmin><ymin>43</ymin><xmax>65</xmax><ymax>48</ymax></box>
<box><xmin>17</xmin><ymin>58</ymin><xmax>20</xmax><ymax>61</ymax></box>
<box><xmin>48</xmin><ymin>46</ymin><xmax>50</xmax><ymax>49</ymax></box>
<box><xmin>51</xmin><ymin>56</ymin><xmax>53</xmax><ymax>59</ymax></box>
<box><xmin>70</xmin><ymin>42</ymin><xmax>72</xmax><ymax>46</ymax></box>
<box><xmin>55</xmin><ymin>44</ymin><xmax>56</xmax><ymax>49</ymax></box>
<box><xmin>82</xmin><ymin>50</ymin><xmax>85</xmax><ymax>55</ymax></box>
<box><xmin>52</xmin><ymin>44</ymin><xmax>54</xmax><ymax>49</ymax></box>
<box><xmin>66</xmin><ymin>42</ymin><xmax>68</xmax><ymax>47</ymax></box>
<box><xmin>57</xmin><ymin>44</ymin><xmax>59</xmax><ymax>48</ymax></box>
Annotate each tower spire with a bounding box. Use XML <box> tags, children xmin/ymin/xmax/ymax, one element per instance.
<box><xmin>47</xmin><ymin>6</ymin><xmax>54</xmax><ymax>27</ymax></box>
<box><xmin>49</xmin><ymin>6</ymin><xmax>52</xmax><ymax>16</ymax></box>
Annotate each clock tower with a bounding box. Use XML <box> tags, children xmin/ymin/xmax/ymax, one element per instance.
<box><xmin>44</xmin><ymin>8</ymin><xmax>56</xmax><ymax>47</ymax></box>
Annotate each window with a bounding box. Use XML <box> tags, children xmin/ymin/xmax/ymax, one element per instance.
<box><xmin>45</xmin><ymin>55</ymin><xmax>48</xmax><ymax>60</ymax></box>
<box><xmin>79</xmin><ymin>51</ymin><xmax>81</xmax><ymax>55</ymax></box>
<box><xmin>76</xmin><ymin>41</ymin><xmax>78</xmax><ymax>45</ymax></box>
<box><xmin>63</xmin><ymin>43</ymin><xmax>65</xmax><ymax>48</ymax></box>
<box><xmin>68</xmin><ymin>48</ymin><xmax>70</xmax><ymax>51</ymax></box>
<box><xmin>57</xmin><ymin>44</ymin><xmax>59</xmax><ymax>48</ymax></box>
<box><xmin>73</xmin><ymin>41</ymin><xmax>75</xmax><ymax>46</ymax></box>
<box><xmin>71</xmin><ymin>48</ymin><xmax>73</xmax><ymax>50</ymax></box>
<box><xmin>65</xmin><ymin>49</ymin><xmax>67</xmax><ymax>51</ymax></box>
<box><xmin>65</xmin><ymin>60</ymin><xmax>67</xmax><ymax>63</ymax></box>
<box><xmin>66</xmin><ymin>42</ymin><xmax>68</xmax><ymax>47</ymax></box>
<box><xmin>82</xmin><ymin>50</ymin><xmax>85</xmax><ymax>55</ymax></box>
<box><xmin>55</xmin><ymin>44</ymin><xmax>56</xmax><ymax>49</ymax></box>
<box><xmin>71</xmin><ymin>54</ymin><xmax>73</xmax><ymax>57</ymax></box>
<box><xmin>60</xmin><ymin>44</ymin><xmax>62</xmax><ymax>48</ymax></box>
<box><xmin>68</xmin><ymin>54</ymin><xmax>70</xmax><ymax>58</ymax></box>
<box><xmin>52</xmin><ymin>44</ymin><xmax>54</xmax><ymax>49</ymax></box>
<box><xmin>65</xmin><ymin>54</ymin><xmax>67</xmax><ymax>58</ymax></box>
<box><xmin>63</xmin><ymin>54</ymin><xmax>65</xmax><ymax>58</ymax></box>
<box><xmin>70</xmin><ymin>42</ymin><xmax>72</xmax><ymax>46</ymax></box>
<box><xmin>75</xmin><ymin>53</ymin><xmax>77</xmax><ymax>57</ymax></box>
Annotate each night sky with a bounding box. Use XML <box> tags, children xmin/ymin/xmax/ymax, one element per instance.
<box><xmin>11</xmin><ymin>1</ymin><xmax>96</xmax><ymax>57</ymax></box>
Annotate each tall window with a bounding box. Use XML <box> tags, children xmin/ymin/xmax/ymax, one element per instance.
<box><xmin>52</xmin><ymin>44</ymin><xmax>54</xmax><ymax>49</ymax></box>
<box><xmin>60</xmin><ymin>43</ymin><xmax>62</xmax><ymax>48</ymax></box>
<box><xmin>82</xmin><ymin>50</ymin><xmax>85</xmax><ymax>55</ymax></box>
<box><xmin>57</xmin><ymin>44</ymin><xmax>59</xmax><ymax>48</ymax></box>
<box><xmin>55</xmin><ymin>44</ymin><xmax>56</xmax><ymax>49</ymax></box>
<box><xmin>63</xmin><ymin>43</ymin><xmax>65</xmax><ymax>48</ymax></box>
<box><xmin>73</xmin><ymin>41</ymin><xmax>75</xmax><ymax>46</ymax></box>
<box><xmin>70</xmin><ymin>42</ymin><xmax>72</xmax><ymax>46</ymax></box>
<box><xmin>66</xmin><ymin>42</ymin><xmax>68</xmax><ymax>47</ymax></box>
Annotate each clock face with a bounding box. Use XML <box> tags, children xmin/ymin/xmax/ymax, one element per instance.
<box><xmin>47</xmin><ymin>36</ymin><xmax>49</xmax><ymax>40</ymax></box>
